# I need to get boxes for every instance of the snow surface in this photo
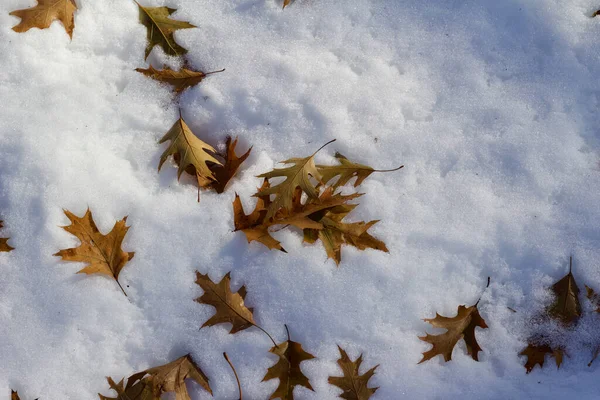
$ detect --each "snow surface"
[2,0,600,398]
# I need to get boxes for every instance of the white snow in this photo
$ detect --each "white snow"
[2,0,600,398]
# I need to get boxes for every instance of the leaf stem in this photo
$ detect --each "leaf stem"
[311,139,336,157]
[224,352,242,400]
[116,279,128,297]
[569,255,573,274]
[475,277,490,307]
[255,323,278,347]
[205,68,226,76]
[373,165,405,173]
[285,324,291,341]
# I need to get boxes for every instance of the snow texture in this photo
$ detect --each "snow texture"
[1,0,600,398]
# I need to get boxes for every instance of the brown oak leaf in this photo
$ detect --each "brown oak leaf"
[419,303,488,363]
[263,328,315,400]
[254,141,335,220]
[194,271,276,347]
[548,257,581,326]
[317,152,403,189]
[136,65,224,93]
[99,354,211,400]
[10,0,77,38]
[234,182,361,252]
[158,115,222,185]
[328,346,379,400]
[204,136,252,194]
[519,343,564,374]
[54,209,135,296]
[0,220,14,252]
[136,1,195,59]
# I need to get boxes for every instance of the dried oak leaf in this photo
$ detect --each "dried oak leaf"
[135,65,224,93]
[303,202,387,265]
[100,354,211,400]
[234,183,361,252]
[195,271,257,334]
[204,136,252,194]
[98,376,154,400]
[136,1,195,59]
[158,116,222,184]
[254,142,330,220]
[54,209,134,296]
[519,343,563,374]
[317,152,403,189]
[328,346,379,400]
[0,220,14,252]
[10,0,77,38]
[548,261,581,326]
[263,333,316,400]
[419,304,488,363]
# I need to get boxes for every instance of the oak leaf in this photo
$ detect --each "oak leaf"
[303,207,387,265]
[519,343,563,374]
[195,270,277,347]
[548,258,581,326]
[53,209,134,296]
[98,377,154,400]
[328,346,379,400]
[100,354,211,400]
[234,183,361,252]
[317,153,403,189]
[158,116,222,184]
[0,220,14,252]
[419,304,488,363]
[11,391,38,400]
[263,328,315,400]
[136,1,195,59]
[135,65,224,93]
[283,0,292,9]
[255,141,335,220]
[204,137,252,194]
[10,0,77,38]
[194,271,256,333]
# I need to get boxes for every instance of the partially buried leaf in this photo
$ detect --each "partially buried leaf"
[11,391,38,400]
[255,141,335,220]
[263,330,315,400]
[10,0,77,38]
[98,376,154,400]
[54,209,134,296]
[136,1,195,59]
[419,304,488,363]
[283,0,292,9]
[548,258,581,326]
[205,136,252,193]
[99,354,211,400]
[328,346,379,400]
[586,285,600,313]
[519,343,563,374]
[158,116,222,184]
[135,65,225,93]
[194,271,256,333]
[0,220,14,252]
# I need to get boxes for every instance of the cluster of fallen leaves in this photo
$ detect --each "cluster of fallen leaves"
[519,257,600,373]
[234,140,403,264]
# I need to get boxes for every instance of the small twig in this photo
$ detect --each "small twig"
[223,352,242,400]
